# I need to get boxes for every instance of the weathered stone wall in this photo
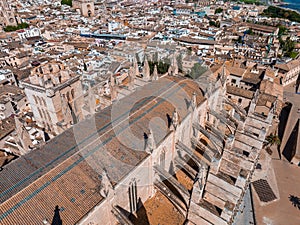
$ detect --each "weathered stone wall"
[78,94,209,225]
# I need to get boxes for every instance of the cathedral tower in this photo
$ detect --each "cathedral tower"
[21,62,84,135]
[0,0,17,27]
[73,0,95,17]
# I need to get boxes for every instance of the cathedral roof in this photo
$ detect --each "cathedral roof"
[0,76,204,225]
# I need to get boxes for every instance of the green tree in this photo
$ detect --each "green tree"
[209,20,220,28]
[4,23,29,32]
[248,28,254,35]
[135,53,141,64]
[158,58,170,74]
[262,6,300,23]
[176,53,183,73]
[148,61,155,75]
[61,0,72,7]
[187,63,207,80]
[153,52,158,63]
[278,25,287,36]
[187,47,192,55]
[148,59,170,75]
[237,36,243,44]
[215,8,223,14]
[265,133,281,147]
[281,37,296,57]
[209,20,219,27]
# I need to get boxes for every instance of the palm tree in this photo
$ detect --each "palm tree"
[265,133,281,147]
[264,133,281,157]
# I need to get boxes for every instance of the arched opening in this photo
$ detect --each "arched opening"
[38,108,42,118]
[33,96,38,104]
[47,111,52,122]
[42,98,46,106]
[71,89,75,99]
[66,92,71,102]
[160,148,166,169]
[128,179,137,213]
[49,64,53,73]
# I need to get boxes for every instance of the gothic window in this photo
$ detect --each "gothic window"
[67,92,71,102]
[38,108,42,118]
[46,123,50,131]
[48,64,53,73]
[33,96,38,104]
[47,112,52,123]
[42,98,46,106]
[160,148,166,169]
[71,89,75,99]
[128,179,137,213]
[42,109,47,120]
[36,96,41,106]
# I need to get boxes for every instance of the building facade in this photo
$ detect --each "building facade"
[73,0,95,17]
[0,72,275,225]
[0,0,17,27]
[21,62,84,135]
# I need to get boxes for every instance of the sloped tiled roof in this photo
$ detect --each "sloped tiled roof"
[226,85,254,99]
[0,76,204,225]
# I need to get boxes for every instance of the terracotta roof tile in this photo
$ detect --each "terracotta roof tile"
[0,76,204,224]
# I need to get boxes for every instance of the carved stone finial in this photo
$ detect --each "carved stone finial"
[133,57,139,77]
[196,163,207,201]
[253,89,259,102]
[172,108,179,130]
[191,92,197,110]
[152,64,158,81]
[171,53,178,76]
[88,85,96,113]
[128,66,135,90]
[60,94,72,124]
[272,96,278,114]
[225,134,235,150]
[109,72,118,101]
[220,63,226,84]
[109,72,115,87]
[14,116,32,155]
[143,57,150,81]
[206,82,213,97]
[99,170,113,198]
[145,129,156,153]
